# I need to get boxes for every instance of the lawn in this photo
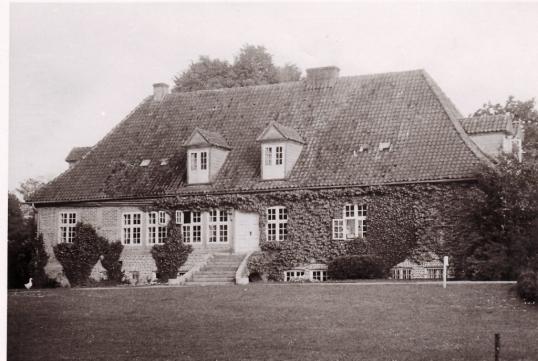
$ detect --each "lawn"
[8,283,538,361]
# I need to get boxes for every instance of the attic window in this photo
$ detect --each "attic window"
[379,142,391,151]
[140,159,151,167]
[160,158,169,166]
[359,144,369,152]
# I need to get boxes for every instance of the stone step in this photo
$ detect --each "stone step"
[191,277,236,282]
[186,281,235,286]
[202,266,238,271]
[197,271,237,276]
[194,274,236,279]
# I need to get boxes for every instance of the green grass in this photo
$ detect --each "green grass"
[8,284,538,361]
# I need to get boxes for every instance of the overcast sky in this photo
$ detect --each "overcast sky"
[9,2,538,191]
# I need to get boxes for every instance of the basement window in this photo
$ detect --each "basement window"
[392,268,412,280]
[284,270,305,282]
[427,268,443,280]
[312,270,328,282]
[140,159,151,167]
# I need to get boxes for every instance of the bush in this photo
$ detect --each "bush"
[247,251,273,282]
[328,255,386,280]
[53,223,110,286]
[100,241,124,282]
[517,270,538,302]
[151,224,192,282]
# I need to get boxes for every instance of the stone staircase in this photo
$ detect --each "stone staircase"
[186,253,244,285]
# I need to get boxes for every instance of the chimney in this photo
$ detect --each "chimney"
[305,66,340,88]
[153,83,169,101]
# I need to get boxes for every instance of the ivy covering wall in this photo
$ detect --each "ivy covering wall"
[153,182,480,280]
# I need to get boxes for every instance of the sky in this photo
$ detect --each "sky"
[8,1,538,192]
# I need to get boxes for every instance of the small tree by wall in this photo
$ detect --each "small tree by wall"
[53,223,123,286]
[151,223,192,282]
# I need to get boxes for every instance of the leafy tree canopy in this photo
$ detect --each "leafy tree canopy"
[473,96,538,162]
[17,178,46,201]
[463,156,538,279]
[8,193,28,242]
[173,44,301,93]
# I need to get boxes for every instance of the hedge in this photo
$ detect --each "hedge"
[328,255,386,280]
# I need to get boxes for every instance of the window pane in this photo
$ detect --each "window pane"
[191,152,197,170]
[219,224,228,242]
[276,146,283,165]
[200,152,207,170]
[192,212,201,223]
[345,219,356,238]
[279,207,288,220]
[265,147,272,166]
[219,210,228,222]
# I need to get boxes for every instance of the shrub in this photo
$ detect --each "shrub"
[53,223,110,286]
[100,241,124,282]
[328,255,386,280]
[151,224,192,282]
[247,251,273,282]
[517,270,537,302]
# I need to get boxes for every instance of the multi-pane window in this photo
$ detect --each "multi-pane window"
[312,270,328,282]
[59,212,77,243]
[122,213,142,245]
[208,209,229,243]
[182,211,202,243]
[190,151,208,171]
[190,152,198,171]
[332,204,367,240]
[275,146,283,165]
[427,268,443,280]
[200,152,208,170]
[284,270,305,282]
[267,206,288,241]
[264,145,285,166]
[332,219,344,240]
[264,146,273,166]
[148,211,168,244]
[392,268,412,280]
[175,210,183,224]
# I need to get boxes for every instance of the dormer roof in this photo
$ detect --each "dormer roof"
[256,121,305,144]
[183,128,231,149]
[459,114,514,135]
[65,146,92,163]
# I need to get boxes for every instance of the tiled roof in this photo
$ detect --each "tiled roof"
[29,69,490,203]
[459,114,514,135]
[65,146,92,162]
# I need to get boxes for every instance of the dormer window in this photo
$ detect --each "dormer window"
[183,128,231,185]
[256,122,305,181]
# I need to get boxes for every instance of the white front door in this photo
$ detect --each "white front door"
[233,211,260,254]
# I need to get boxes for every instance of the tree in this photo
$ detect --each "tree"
[17,177,46,201]
[173,44,301,92]
[473,96,538,162]
[463,156,538,280]
[8,193,30,242]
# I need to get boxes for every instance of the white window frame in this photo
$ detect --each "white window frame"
[208,209,229,243]
[275,145,283,165]
[182,211,202,243]
[200,151,208,170]
[263,144,285,167]
[59,211,77,243]
[343,204,367,239]
[267,206,288,241]
[147,211,168,245]
[284,270,305,282]
[332,219,345,240]
[264,146,273,166]
[311,270,328,282]
[175,210,184,224]
[427,268,443,280]
[392,268,412,280]
[122,212,142,245]
[190,152,198,171]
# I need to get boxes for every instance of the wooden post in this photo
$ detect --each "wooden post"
[495,333,500,361]
[443,256,448,288]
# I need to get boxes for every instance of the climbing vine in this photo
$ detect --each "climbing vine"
[149,182,480,281]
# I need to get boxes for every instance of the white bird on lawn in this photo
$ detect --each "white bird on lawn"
[24,278,33,290]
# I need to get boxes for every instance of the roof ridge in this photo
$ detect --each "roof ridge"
[419,70,494,168]
[164,69,425,98]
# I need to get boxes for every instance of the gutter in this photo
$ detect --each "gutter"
[28,177,478,206]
